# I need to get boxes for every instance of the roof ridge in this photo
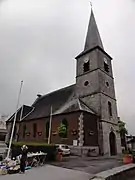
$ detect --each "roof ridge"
[53,98,78,115]
[7,105,33,122]
[77,98,82,110]
[79,98,96,114]
[21,107,35,121]
[33,84,75,105]
[7,106,23,122]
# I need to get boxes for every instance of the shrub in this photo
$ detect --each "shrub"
[58,123,67,138]
[10,142,57,161]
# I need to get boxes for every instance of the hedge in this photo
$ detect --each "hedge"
[10,142,57,161]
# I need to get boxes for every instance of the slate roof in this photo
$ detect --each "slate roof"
[76,9,108,59]
[7,85,96,122]
[53,98,95,115]
[84,9,104,51]
[23,84,76,120]
[23,85,96,120]
[6,105,34,123]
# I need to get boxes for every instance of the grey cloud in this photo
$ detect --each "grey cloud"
[0,0,135,134]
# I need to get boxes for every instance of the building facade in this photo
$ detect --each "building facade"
[6,8,121,156]
[0,115,7,156]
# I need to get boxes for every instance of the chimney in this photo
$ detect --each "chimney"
[37,94,42,98]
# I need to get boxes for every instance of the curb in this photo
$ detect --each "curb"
[91,164,135,180]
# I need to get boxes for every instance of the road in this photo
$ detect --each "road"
[0,165,93,180]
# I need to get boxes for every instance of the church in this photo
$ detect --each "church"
[6,8,121,156]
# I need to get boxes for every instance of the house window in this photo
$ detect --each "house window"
[33,123,37,138]
[104,58,109,72]
[23,125,26,138]
[13,126,17,139]
[108,101,112,116]
[46,121,50,138]
[83,61,90,73]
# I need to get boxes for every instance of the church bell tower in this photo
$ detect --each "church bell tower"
[75,8,121,155]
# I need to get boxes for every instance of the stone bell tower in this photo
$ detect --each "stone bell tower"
[75,8,121,155]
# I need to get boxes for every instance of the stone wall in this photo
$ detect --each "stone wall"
[102,122,121,156]
[69,146,99,157]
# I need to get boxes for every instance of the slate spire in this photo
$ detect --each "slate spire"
[84,8,104,51]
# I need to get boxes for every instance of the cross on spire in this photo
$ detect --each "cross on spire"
[90,1,92,8]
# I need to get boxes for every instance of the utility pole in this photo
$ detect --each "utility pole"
[48,106,52,144]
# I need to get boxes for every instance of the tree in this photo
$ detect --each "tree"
[118,120,128,137]
[62,119,68,137]
[58,123,67,138]
[118,119,128,150]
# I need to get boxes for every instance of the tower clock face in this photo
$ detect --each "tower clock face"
[84,57,89,63]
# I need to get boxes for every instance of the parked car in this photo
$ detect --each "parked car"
[56,144,70,156]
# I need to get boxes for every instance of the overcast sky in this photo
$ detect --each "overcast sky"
[0,0,135,134]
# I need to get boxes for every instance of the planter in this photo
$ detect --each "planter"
[123,154,133,164]
[56,152,63,162]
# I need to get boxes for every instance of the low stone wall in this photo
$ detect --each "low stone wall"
[92,164,135,180]
[68,146,99,157]
[0,141,7,154]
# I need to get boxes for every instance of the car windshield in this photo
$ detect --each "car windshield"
[62,145,69,149]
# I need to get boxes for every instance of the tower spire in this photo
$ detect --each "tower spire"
[84,8,104,51]
[90,1,92,8]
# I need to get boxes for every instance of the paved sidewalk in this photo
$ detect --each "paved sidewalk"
[92,164,135,180]
[0,156,124,180]
[50,156,123,174]
[0,165,93,180]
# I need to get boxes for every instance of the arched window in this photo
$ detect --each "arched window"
[46,121,50,138]
[108,101,112,116]
[33,123,37,138]
[62,118,68,138]
[104,58,109,72]
[23,125,26,138]
[83,61,90,73]
[62,118,68,127]
[13,126,17,138]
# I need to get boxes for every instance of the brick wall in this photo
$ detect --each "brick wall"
[18,112,98,146]
[51,112,79,145]
[18,112,80,145]
[18,118,49,142]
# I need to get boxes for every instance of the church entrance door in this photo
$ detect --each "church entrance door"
[109,131,117,156]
